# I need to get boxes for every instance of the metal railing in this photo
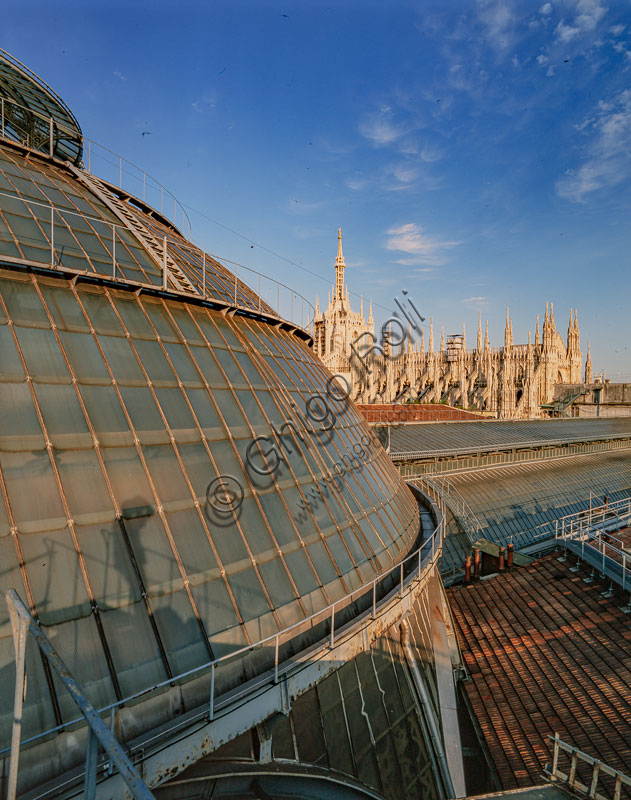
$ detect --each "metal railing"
[5,589,154,800]
[83,138,192,239]
[0,92,190,238]
[0,93,79,160]
[3,497,445,789]
[545,734,631,800]
[412,475,482,545]
[0,189,314,335]
[524,495,631,548]
[554,497,631,595]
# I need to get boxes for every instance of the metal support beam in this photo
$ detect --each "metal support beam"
[5,589,155,800]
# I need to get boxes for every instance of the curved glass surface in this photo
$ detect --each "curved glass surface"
[0,49,82,164]
[0,263,419,743]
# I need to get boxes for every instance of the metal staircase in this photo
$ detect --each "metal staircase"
[543,387,588,417]
[67,163,199,295]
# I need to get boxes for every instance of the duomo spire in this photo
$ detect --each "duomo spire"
[314,231,583,417]
[313,229,374,366]
[334,227,345,301]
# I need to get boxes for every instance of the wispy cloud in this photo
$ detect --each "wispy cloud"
[113,70,127,82]
[476,0,517,52]
[557,88,631,201]
[555,0,607,43]
[359,106,407,146]
[191,90,217,113]
[385,223,460,266]
[463,296,489,306]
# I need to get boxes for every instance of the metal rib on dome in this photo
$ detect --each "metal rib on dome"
[0,49,82,164]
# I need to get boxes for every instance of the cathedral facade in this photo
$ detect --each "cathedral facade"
[314,231,590,419]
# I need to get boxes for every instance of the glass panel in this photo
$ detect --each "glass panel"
[226,566,272,623]
[15,326,70,382]
[186,345,227,387]
[75,521,140,607]
[19,526,91,622]
[98,335,145,384]
[143,445,190,503]
[0,381,42,440]
[0,324,25,380]
[34,383,90,441]
[0,450,65,528]
[54,449,113,518]
[40,282,90,332]
[58,330,110,382]
[133,339,176,384]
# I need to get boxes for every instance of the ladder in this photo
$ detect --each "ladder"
[67,163,199,295]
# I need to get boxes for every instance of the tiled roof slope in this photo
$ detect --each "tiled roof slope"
[447,555,631,790]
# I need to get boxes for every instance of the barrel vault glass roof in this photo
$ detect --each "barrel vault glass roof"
[390,417,631,456]
[438,451,631,576]
[0,49,82,164]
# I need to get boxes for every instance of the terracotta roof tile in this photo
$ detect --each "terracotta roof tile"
[447,555,631,790]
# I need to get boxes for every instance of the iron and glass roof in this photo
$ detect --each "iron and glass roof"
[0,155,421,753]
[0,49,82,164]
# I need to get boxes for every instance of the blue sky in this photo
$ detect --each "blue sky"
[4,0,630,377]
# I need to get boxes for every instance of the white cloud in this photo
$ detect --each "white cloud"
[463,296,489,306]
[555,0,607,43]
[359,107,406,146]
[610,23,625,35]
[191,90,217,113]
[477,0,516,51]
[346,176,368,192]
[540,3,553,14]
[113,70,127,81]
[546,65,556,76]
[385,223,460,266]
[420,145,443,162]
[557,89,631,201]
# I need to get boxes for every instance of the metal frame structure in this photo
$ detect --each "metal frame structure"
[554,498,631,599]
[6,589,154,800]
[0,186,314,338]
[391,431,631,462]
[545,734,631,800]
[5,498,446,797]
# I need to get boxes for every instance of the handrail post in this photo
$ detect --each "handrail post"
[84,729,99,800]
[162,236,168,290]
[372,580,376,619]
[209,662,215,721]
[49,117,54,158]
[7,601,28,800]
[400,562,404,596]
[330,604,335,648]
[202,251,206,298]
[274,634,279,683]
[50,206,54,267]
[112,226,116,278]
[1,97,4,138]
[551,732,560,779]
